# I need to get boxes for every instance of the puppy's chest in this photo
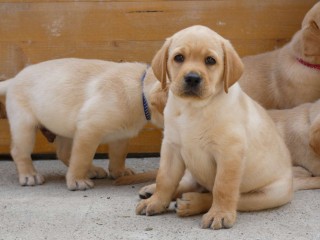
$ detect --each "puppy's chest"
[180,122,217,189]
[168,113,216,170]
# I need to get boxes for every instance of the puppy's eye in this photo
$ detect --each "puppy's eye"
[174,54,185,63]
[205,56,216,65]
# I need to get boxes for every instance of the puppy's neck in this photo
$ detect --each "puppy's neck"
[167,84,241,117]
[170,86,232,107]
[297,58,320,70]
[288,31,320,67]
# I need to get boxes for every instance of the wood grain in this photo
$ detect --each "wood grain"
[0,0,317,80]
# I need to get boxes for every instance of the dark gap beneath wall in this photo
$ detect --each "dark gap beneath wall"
[0,152,160,161]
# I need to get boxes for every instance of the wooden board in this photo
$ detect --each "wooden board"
[0,0,318,155]
[0,0,317,80]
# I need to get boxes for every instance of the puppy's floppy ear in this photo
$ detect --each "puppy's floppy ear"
[222,41,244,93]
[302,20,320,57]
[151,38,171,90]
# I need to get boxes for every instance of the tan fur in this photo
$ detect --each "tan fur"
[268,100,320,178]
[114,2,320,188]
[239,2,320,109]
[114,170,158,185]
[130,99,320,200]
[0,59,167,190]
[135,25,299,230]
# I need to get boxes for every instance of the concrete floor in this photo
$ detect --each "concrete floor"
[0,158,319,240]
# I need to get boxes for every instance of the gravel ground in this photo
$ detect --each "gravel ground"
[0,158,319,240]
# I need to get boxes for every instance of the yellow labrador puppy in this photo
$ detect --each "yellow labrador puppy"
[239,2,320,109]
[132,99,320,209]
[136,25,295,230]
[0,59,167,190]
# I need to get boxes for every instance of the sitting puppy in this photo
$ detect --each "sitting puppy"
[0,59,167,190]
[136,25,297,230]
[115,2,320,187]
[239,2,320,109]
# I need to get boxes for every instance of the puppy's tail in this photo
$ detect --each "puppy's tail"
[0,79,11,96]
[293,166,320,191]
[293,177,320,191]
[114,170,158,185]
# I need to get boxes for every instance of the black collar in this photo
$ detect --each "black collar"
[141,67,151,121]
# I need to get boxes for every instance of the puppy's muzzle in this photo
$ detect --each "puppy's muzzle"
[185,72,202,88]
[183,72,202,96]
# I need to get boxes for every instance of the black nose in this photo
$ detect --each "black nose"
[184,72,202,87]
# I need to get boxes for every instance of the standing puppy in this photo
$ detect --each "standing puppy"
[0,59,166,190]
[239,2,320,109]
[136,25,294,230]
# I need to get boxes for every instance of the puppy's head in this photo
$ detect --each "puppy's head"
[151,25,243,99]
[293,2,320,63]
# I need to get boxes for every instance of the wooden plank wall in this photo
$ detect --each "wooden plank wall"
[0,0,318,155]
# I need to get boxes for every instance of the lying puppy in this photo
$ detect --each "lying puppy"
[269,99,320,177]
[239,2,320,109]
[0,59,167,190]
[136,25,298,230]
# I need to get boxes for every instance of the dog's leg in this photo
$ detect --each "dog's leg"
[55,136,107,179]
[309,114,320,157]
[139,170,204,199]
[200,148,244,230]
[139,183,156,199]
[108,139,133,179]
[237,174,293,211]
[176,174,294,217]
[176,192,212,217]
[55,136,72,166]
[295,118,320,175]
[8,110,44,186]
[293,166,320,190]
[308,115,320,174]
[136,143,185,216]
[66,129,102,191]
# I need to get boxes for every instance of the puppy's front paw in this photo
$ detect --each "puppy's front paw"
[66,176,94,191]
[201,209,236,230]
[139,183,156,199]
[109,168,135,179]
[87,165,108,179]
[19,173,45,186]
[136,196,167,216]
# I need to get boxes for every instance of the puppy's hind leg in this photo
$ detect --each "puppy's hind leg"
[55,136,72,166]
[55,136,107,179]
[108,139,134,179]
[139,170,205,199]
[175,175,294,217]
[66,128,103,191]
[293,167,320,190]
[237,174,293,211]
[7,106,44,186]
[176,192,212,217]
